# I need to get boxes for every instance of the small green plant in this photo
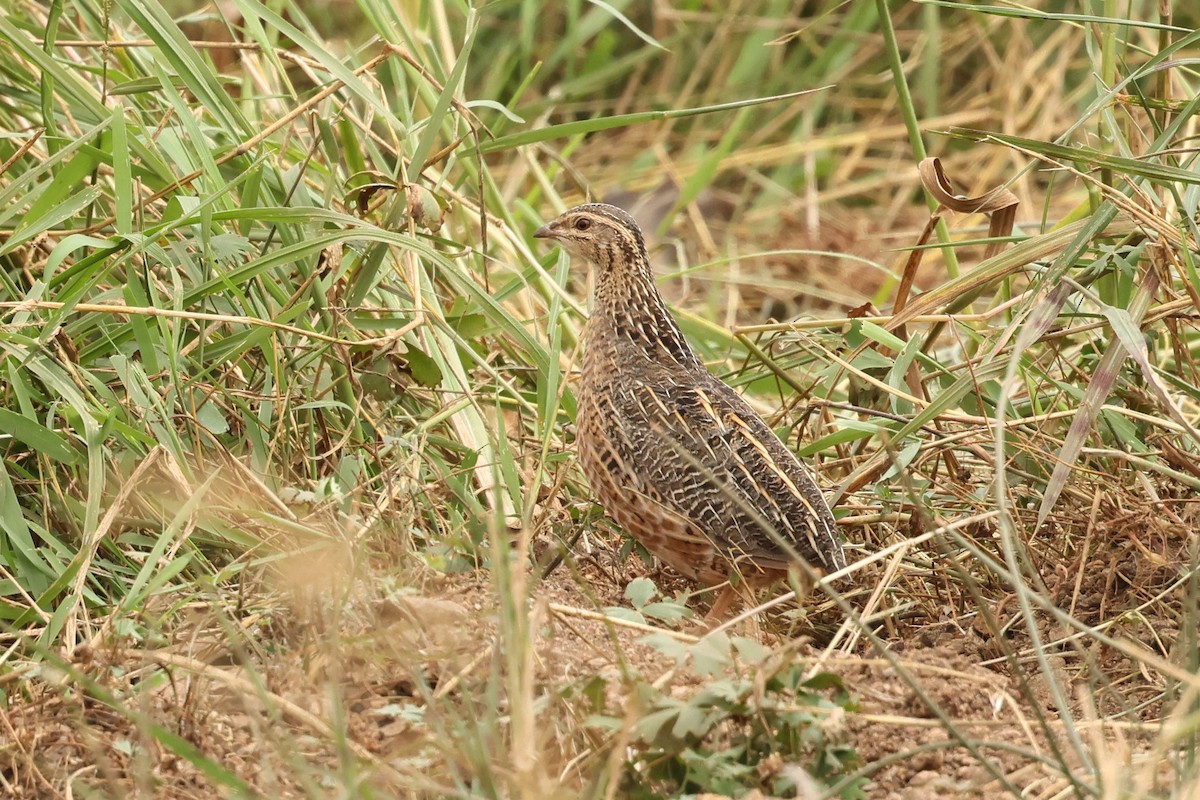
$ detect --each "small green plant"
[599,631,863,799]
[604,576,694,626]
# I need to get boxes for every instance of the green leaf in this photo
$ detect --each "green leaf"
[799,422,880,456]
[640,632,690,663]
[691,631,732,676]
[633,705,684,745]
[641,601,691,623]
[0,408,79,464]
[853,320,909,353]
[471,89,827,155]
[409,9,479,173]
[587,0,667,51]
[951,127,1200,187]
[463,99,524,123]
[403,344,444,388]
[881,438,921,481]
[208,232,254,263]
[0,461,57,595]
[196,403,229,436]
[448,313,489,339]
[2,187,102,259]
[670,703,711,740]
[731,636,770,665]
[624,576,658,609]
[601,606,646,626]
[803,671,846,691]
[582,714,623,731]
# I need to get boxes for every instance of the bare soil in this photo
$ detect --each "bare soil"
[4,485,1193,798]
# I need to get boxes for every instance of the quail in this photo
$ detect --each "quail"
[535,203,845,615]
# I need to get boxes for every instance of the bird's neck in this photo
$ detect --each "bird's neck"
[586,247,701,373]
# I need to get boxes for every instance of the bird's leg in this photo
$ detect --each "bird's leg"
[705,583,740,622]
[703,582,766,639]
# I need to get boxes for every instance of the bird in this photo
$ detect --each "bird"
[534,203,846,616]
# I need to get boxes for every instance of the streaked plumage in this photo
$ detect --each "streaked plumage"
[534,203,845,602]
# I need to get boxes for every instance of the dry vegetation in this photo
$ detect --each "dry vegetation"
[2,1,1200,798]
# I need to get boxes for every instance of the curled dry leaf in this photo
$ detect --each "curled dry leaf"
[918,157,1019,262]
[405,183,446,231]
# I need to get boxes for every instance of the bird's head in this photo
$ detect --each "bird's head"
[533,203,647,267]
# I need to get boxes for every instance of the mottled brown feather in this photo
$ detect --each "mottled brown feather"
[535,203,845,588]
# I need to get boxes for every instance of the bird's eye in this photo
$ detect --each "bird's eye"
[574,218,591,231]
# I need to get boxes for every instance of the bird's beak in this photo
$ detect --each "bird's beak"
[533,223,556,240]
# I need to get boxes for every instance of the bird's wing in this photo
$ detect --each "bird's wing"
[608,376,844,573]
